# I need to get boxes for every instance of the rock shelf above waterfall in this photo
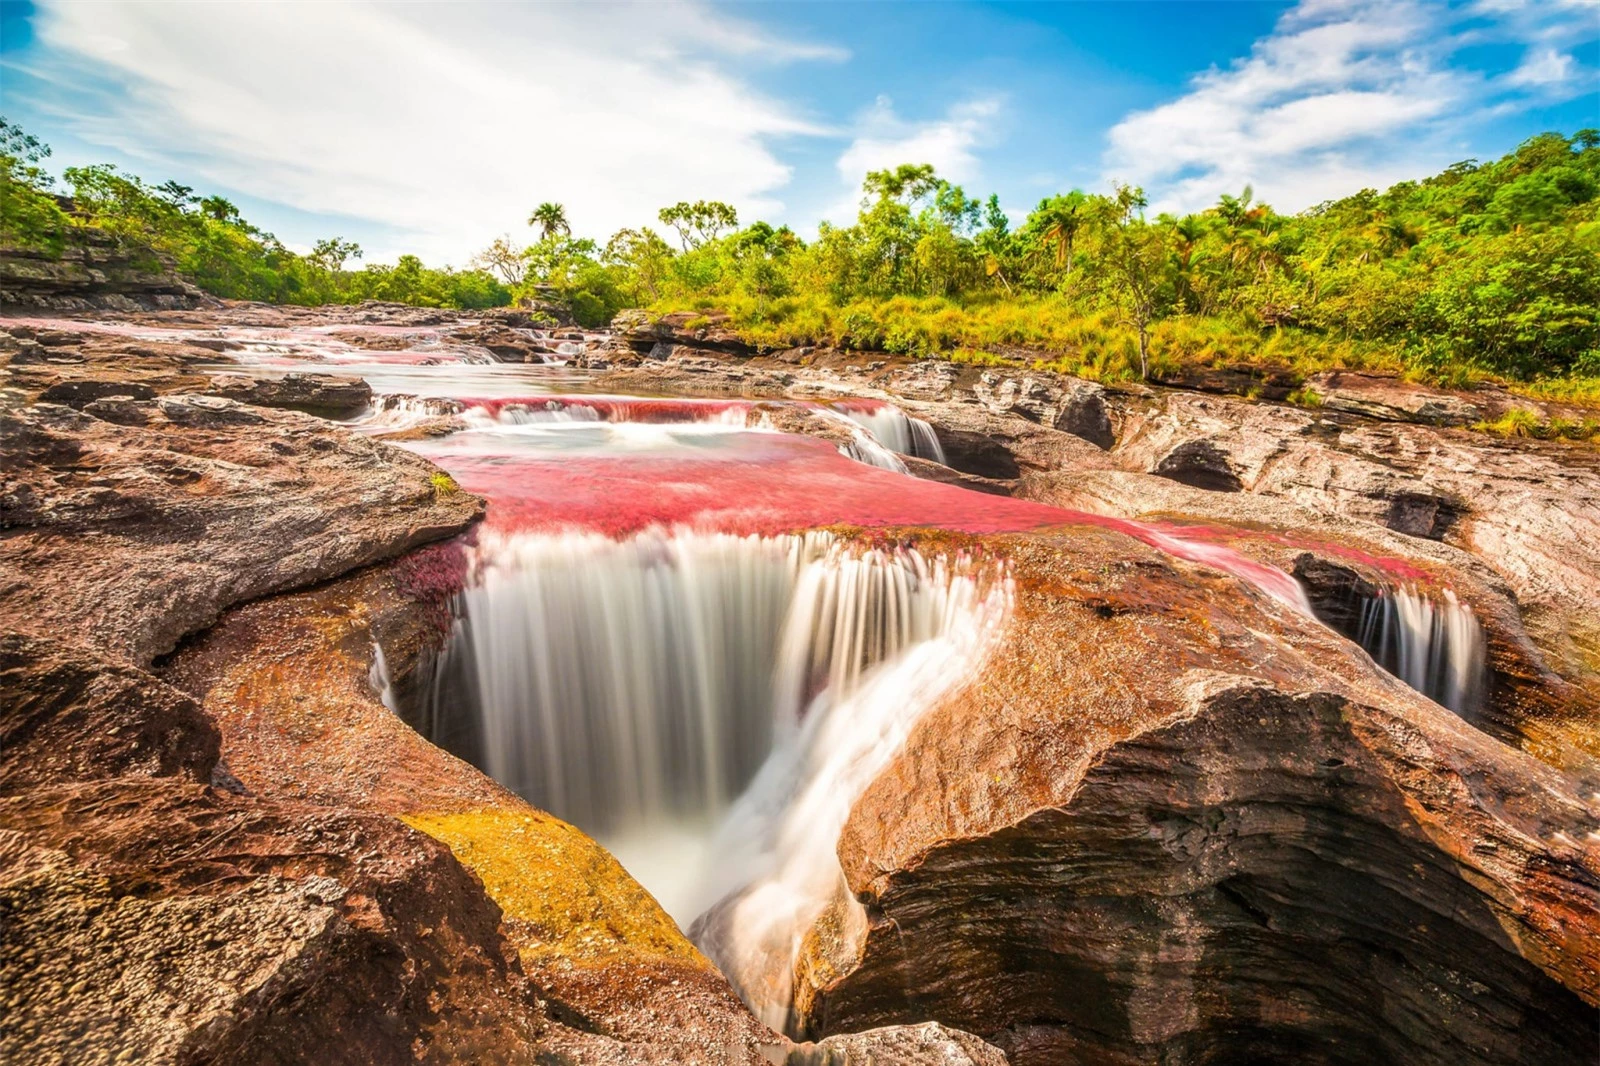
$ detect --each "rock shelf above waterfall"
[3,304,1597,1066]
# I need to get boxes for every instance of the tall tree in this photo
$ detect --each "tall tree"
[471,235,526,285]
[1029,191,1088,274]
[311,237,363,273]
[529,202,570,241]
[1093,185,1170,381]
[658,200,739,250]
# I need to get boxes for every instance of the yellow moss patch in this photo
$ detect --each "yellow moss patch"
[401,808,709,972]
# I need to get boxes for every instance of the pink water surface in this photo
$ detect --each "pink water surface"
[417,427,1311,610]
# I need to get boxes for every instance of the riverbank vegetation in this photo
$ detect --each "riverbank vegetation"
[574,131,1597,398]
[0,119,510,308]
[4,117,1596,397]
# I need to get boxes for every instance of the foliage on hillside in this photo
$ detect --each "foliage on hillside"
[501,133,1600,394]
[0,119,509,309]
[7,115,1598,394]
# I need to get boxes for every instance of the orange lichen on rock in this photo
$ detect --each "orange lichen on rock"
[401,808,705,971]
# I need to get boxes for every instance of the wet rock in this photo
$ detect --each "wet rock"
[205,371,372,416]
[782,534,1600,1066]
[0,397,483,665]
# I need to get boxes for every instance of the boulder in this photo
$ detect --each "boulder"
[205,371,372,416]
[778,532,1599,1066]
[0,397,483,666]
[0,635,550,1066]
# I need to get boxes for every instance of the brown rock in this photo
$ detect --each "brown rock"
[785,533,1600,1066]
[0,398,482,665]
[205,371,372,416]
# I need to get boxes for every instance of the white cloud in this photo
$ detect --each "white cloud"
[21,1,842,263]
[1505,47,1576,86]
[1103,0,1599,216]
[823,95,1003,223]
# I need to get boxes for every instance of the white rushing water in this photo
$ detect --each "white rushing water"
[1355,586,1487,714]
[837,404,946,464]
[433,528,1010,960]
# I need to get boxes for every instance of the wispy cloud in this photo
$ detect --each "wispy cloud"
[16,0,842,262]
[1103,0,1598,215]
[824,95,1004,222]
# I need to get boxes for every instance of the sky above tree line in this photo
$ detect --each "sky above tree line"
[1,0,1594,265]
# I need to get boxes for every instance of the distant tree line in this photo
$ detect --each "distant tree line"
[0,119,510,309]
[5,116,1597,388]
[490,131,1599,387]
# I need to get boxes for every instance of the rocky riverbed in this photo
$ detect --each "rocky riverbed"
[2,302,1596,1065]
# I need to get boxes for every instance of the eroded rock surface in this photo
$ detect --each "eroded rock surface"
[0,397,481,665]
[788,534,1600,1066]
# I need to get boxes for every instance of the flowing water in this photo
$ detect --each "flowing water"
[1353,585,1488,715]
[25,313,1491,1029]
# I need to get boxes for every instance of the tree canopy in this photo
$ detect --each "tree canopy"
[4,117,1597,388]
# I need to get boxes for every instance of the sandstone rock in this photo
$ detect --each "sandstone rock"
[38,379,157,405]
[0,398,483,665]
[0,634,549,1066]
[784,533,1600,1066]
[157,393,266,425]
[204,371,372,415]
[0,634,218,790]
[785,1022,1006,1065]
[611,308,756,356]
[1309,371,1484,426]
[1113,392,1600,703]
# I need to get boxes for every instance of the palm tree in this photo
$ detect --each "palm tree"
[529,202,570,242]
[1171,214,1209,314]
[1034,190,1087,271]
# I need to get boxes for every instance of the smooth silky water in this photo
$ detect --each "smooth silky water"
[153,322,1495,1031]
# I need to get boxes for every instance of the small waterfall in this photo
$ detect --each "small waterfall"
[813,407,910,472]
[1354,586,1487,715]
[438,529,999,827]
[464,396,755,426]
[836,402,946,464]
[472,399,604,426]
[368,642,400,713]
[359,393,463,428]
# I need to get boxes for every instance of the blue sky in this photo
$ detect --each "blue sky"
[2,0,1595,264]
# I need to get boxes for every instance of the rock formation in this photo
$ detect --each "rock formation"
[0,233,215,312]
[786,533,1599,1065]
[0,311,1007,1065]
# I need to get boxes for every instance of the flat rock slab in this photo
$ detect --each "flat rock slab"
[0,397,482,666]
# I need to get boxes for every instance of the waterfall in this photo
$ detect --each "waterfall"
[359,393,463,428]
[693,558,1011,1034]
[431,530,1007,937]
[368,642,399,713]
[836,402,946,464]
[1354,586,1487,715]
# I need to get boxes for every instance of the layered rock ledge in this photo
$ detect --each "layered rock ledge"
[0,313,1004,1065]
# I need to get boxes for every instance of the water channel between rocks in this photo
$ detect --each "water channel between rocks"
[45,316,1493,1028]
